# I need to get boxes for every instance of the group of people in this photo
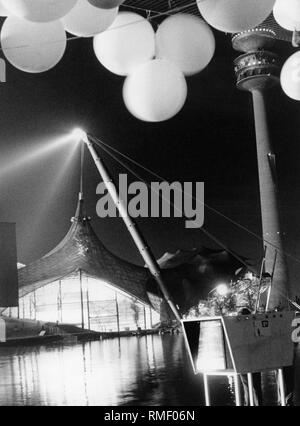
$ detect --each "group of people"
[227,273,295,406]
[185,270,297,405]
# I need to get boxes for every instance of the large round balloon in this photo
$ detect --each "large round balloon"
[281,51,300,101]
[156,14,215,76]
[197,0,275,33]
[1,17,67,73]
[88,0,125,9]
[94,12,155,76]
[0,0,10,16]
[123,59,187,122]
[273,0,300,31]
[62,0,117,37]
[1,0,77,22]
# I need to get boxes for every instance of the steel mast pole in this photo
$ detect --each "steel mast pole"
[83,134,181,322]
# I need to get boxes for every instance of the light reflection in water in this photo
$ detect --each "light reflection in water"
[0,335,207,406]
[1,336,295,406]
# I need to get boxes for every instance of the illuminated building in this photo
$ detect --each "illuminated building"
[7,194,160,332]
[2,189,245,331]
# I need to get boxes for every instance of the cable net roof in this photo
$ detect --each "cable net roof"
[123,0,292,42]
[18,196,245,315]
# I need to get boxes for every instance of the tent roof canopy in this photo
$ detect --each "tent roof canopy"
[18,195,245,314]
[18,195,153,305]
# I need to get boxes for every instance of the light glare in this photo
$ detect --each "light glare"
[215,284,229,297]
[72,128,88,143]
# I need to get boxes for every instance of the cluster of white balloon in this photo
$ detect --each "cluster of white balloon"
[0,0,215,122]
[0,0,217,122]
[0,0,299,119]
[94,12,216,122]
[0,0,120,73]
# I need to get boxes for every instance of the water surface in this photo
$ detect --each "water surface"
[0,335,298,406]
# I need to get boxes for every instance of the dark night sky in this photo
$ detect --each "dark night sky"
[1,16,300,292]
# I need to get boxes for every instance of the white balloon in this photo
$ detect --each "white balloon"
[88,0,125,9]
[1,0,78,23]
[1,17,67,73]
[123,59,187,122]
[61,0,118,37]
[197,0,275,33]
[0,0,10,17]
[94,12,155,76]
[281,51,300,101]
[273,0,300,31]
[156,14,215,76]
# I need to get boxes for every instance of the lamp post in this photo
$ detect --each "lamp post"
[232,29,289,310]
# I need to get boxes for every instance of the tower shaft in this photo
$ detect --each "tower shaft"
[252,89,288,308]
[233,31,289,309]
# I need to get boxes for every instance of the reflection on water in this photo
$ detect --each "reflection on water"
[0,335,234,406]
[1,335,298,406]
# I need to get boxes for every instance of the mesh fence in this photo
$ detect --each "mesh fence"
[123,0,292,42]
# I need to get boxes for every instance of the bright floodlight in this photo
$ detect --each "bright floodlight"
[215,283,229,297]
[72,128,88,143]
